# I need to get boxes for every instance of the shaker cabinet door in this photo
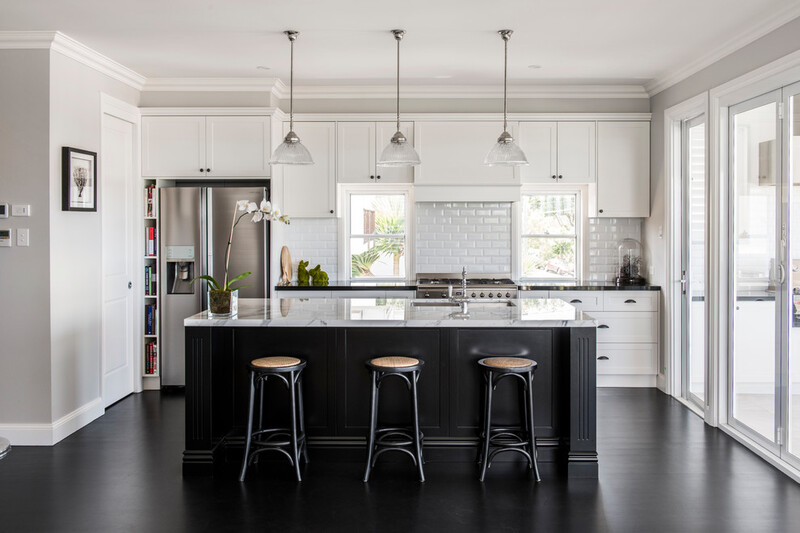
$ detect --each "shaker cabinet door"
[281,122,337,218]
[142,116,206,177]
[206,116,271,177]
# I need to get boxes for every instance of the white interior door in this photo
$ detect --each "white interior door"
[101,113,135,407]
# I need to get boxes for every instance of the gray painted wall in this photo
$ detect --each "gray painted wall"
[645,16,800,376]
[0,50,53,424]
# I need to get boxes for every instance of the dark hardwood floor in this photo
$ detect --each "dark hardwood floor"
[1,389,799,532]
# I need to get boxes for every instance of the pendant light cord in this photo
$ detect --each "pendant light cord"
[503,35,508,134]
[289,36,294,133]
[396,35,401,132]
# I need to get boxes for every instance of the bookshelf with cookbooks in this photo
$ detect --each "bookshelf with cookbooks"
[143,180,160,388]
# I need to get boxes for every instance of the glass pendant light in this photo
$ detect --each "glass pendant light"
[377,30,420,167]
[270,30,314,165]
[485,30,528,166]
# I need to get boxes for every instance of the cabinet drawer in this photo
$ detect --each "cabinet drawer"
[603,291,658,312]
[520,290,550,299]
[592,312,658,343]
[275,290,332,299]
[331,290,386,298]
[549,291,603,311]
[596,343,657,375]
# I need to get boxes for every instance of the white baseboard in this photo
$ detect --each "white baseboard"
[598,374,657,388]
[0,397,105,446]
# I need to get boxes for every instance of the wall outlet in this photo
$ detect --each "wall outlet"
[11,204,31,217]
[17,228,29,247]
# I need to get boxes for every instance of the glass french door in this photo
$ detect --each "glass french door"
[681,115,707,411]
[729,82,800,467]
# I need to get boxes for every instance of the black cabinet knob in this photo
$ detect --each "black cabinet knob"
[329,210,334,214]
[558,175,563,180]
[370,175,374,180]
[199,168,205,172]
[376,175,381,180]
[599,209,604,213]
[551,175,557,180]
[206,168,211,172]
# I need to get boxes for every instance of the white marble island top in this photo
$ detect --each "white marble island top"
[184,297,597,328]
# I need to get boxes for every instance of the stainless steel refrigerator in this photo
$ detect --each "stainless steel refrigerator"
[159,184,268,386]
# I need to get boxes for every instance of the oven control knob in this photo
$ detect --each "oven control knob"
[424,292,430,298]
[480,292,485,298]
[488,293,494,298]
[471,292,476,298]
[505,292,511,298]
[441,292,447,298]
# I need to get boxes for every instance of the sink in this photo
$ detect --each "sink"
[411,301,460,307]
[411,300,516,308]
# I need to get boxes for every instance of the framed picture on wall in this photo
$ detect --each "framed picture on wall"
[62,147,97,212]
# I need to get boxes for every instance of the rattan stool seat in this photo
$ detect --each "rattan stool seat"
[369,356,419,369]
[251,356,302,369]
[481,357,535,370]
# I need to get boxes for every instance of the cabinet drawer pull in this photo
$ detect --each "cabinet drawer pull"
[376,175,381,180]
[624,299,637,304]
[569,299,582,304]
[370,175,375,180]
[551,175,557,180]
[597,356,610,360]
[206,168,211,173]
[598,324,609,329]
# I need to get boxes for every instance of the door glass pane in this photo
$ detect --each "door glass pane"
[687,120,706,403]
[789,92,800,458]
[731,100,777,442]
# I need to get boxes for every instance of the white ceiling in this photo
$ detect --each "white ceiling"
[1,0,799,92]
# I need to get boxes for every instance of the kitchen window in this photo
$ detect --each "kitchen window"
[520,192,580,280]
[342,187,411,280]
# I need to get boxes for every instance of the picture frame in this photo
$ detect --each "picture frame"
[62,147,97,212]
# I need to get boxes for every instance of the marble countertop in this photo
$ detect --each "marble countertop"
[185,297,597,328]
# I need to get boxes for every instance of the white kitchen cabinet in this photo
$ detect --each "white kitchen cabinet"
[142,116,205,177]
[415,121,519,185]
[592,311,659,344]
[548,291,603,311]
[593,121,650,217]
[337,122,414,184]
[596,344,658,375]
[519,122,595,184]
[281,122,336,218]
[142,115,271,177]
[519,290,550,299]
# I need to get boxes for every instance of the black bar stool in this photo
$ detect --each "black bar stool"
[477,356,541,482]
[363,356,425,482]
[239,356,308,482]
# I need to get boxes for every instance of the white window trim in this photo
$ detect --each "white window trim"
[516,184,586,282]
[338,183,414,282]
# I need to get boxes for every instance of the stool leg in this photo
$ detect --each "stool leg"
[479,371,494,482]
[289,370,302,482]
[477,372,488,465]
[411,370,425,482]
[297,371,309,463]
[363,370,379,482]
[239,371,257,482]
[527,370,541,482]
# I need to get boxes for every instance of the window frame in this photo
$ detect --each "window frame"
[517,186,585,282]
[339,184,414,282]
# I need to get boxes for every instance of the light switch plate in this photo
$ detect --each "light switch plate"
[17,228,29,247]
[0,229,10,247]
[11,204,30,217]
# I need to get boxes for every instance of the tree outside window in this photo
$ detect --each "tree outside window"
[349,194,407,279]
[521,194,578,280]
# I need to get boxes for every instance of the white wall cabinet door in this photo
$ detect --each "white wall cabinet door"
[556,122,596,183]
[337,122,375,183]
[594,121,650,217]
[415,121,518,185]
[519,122,557,183]
[375,121,415,183]
[142,116,205,177]
[281,122,336,218]
[206,116,270,177]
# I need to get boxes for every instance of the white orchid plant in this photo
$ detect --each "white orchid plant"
[193,199,290,292]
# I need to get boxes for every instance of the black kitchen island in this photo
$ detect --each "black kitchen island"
[183,298,598,478]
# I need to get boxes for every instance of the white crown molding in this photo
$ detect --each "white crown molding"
[646,3,800,96]
[143,77,283,94]
[273,83,650,100]
[139,106,280,116]
[0,31,146,90]
[288,112,652,122]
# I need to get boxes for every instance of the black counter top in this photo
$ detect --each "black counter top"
[275,280,660,292]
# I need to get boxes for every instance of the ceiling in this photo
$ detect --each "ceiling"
[1,0,799,92]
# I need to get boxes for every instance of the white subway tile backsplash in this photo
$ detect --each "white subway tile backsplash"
[279,218,338,280]
[416,202,512,274]
[587,217,642,282]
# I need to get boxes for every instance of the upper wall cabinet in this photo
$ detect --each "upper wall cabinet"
[518,121,596,184]
[414,121,519,185]
[142,115,271,177]
[337,121,415,184]
[281,122,337,218]
[593,121,650,218]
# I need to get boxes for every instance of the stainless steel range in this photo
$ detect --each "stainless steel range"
[416,272,518,300]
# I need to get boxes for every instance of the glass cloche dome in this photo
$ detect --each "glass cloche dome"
[616,238,646,285]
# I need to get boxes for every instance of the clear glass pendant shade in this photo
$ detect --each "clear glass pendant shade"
[378,134,420,167]
[484,137,529,166]
[269,134,314,165]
